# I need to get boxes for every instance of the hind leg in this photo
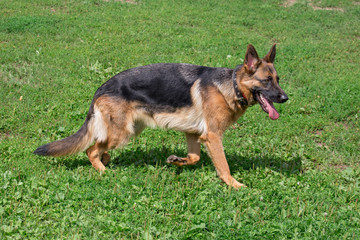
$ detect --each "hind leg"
[86,128,132,172]
[86,121,133,171]
[88,126,133,171]
[167,133,201,166]
[99,122,136,169]
[86,141,108,172]
[88,96,136,171]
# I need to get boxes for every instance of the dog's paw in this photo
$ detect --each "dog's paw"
[167,155,187,166]
[222,176,247,189]
[233,181,247,189]
[230,178,247,189]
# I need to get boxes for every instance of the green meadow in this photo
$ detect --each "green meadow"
[1,0,359,238]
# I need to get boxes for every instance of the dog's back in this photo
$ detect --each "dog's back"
[94,63,232,111]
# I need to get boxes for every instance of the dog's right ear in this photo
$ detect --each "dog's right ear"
[263,44,276,63]
[244,44,261,74]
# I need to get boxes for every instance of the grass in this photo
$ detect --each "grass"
[1,0,360,238]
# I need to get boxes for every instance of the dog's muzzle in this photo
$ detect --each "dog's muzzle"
[254,91,288,120]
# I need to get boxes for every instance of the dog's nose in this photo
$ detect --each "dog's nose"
[279,93,288,103]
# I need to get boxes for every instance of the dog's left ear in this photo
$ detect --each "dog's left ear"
[263,44,276,63]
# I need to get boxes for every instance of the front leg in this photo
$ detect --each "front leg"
[202,132,246,189]
[167,133,200,166]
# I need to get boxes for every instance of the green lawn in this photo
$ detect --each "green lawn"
[1,0,359,239]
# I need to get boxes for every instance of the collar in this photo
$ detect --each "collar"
[232,65,248,106]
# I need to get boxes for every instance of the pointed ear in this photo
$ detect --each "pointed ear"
[263,44,276,63]
[244,44,261,73]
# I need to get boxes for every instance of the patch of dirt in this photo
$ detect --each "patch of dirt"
[103,0,137,3]
[354,1,360,5]
[331,164,349,171]
[309,3,344,12]
[283,0,345,12]
[283,0,297,7]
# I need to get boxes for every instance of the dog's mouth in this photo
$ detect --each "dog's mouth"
[254,92,279,120]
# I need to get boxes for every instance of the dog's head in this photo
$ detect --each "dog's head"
[239,44,288,120]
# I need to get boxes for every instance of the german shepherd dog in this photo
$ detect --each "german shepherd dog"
[34,44,288,188]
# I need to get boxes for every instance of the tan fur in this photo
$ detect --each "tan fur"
[202,132,245,188]
[202,85,244,134]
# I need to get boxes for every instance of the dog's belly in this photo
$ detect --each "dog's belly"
[134,107,207,134]
[154,107,206,133]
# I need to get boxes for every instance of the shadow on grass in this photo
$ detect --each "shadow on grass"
[226,154,302,175]
[56,146,301,176]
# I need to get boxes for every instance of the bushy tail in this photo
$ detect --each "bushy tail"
[34,118,94,157]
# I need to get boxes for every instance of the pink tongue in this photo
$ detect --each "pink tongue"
[263,98,279,120]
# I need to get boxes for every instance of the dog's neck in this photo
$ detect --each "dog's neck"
[232,65,248,106]
[211,68,249,114]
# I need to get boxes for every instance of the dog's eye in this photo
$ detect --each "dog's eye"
[266,76,273,81]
